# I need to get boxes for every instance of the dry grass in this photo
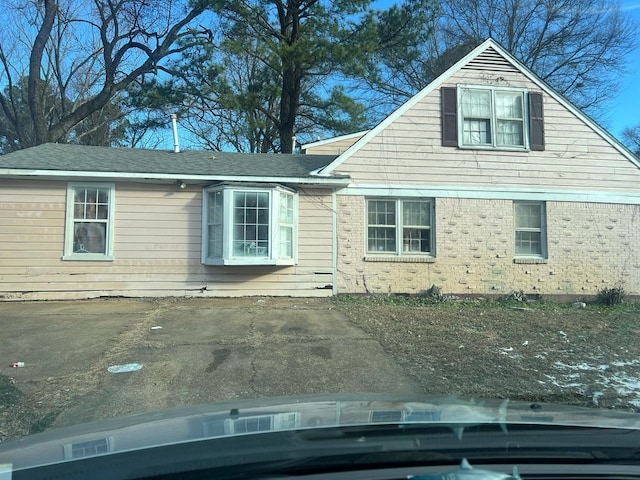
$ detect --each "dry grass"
[337,296,640,410]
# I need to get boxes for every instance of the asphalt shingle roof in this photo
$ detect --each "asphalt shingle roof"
[0,143,341,179]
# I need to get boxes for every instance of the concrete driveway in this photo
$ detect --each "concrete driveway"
[1,297,422,429]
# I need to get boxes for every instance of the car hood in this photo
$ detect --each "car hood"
[1,393,639,470]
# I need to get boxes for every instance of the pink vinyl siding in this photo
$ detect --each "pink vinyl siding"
[334,50,640,193]
[0,181,334,299]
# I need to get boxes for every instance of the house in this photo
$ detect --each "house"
[1,39,639,300]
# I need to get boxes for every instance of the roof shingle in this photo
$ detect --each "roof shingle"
[0,143,341,179]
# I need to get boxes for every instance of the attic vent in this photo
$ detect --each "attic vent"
[63,437,113,459]
[462,47,519,73]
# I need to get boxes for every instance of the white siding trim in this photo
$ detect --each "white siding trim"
[338,184,640,205]
[318,39,640,175]
[0,169,350,186]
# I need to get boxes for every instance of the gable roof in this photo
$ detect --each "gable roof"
[0,143,348,185]
[318,38,640,174]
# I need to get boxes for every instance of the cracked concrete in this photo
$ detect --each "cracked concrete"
[1,297,422,430]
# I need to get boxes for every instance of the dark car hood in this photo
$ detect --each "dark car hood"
[1,393,639,470]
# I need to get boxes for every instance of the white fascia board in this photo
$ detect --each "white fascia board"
[338,183,640,205]
[301,130,370,150]
[0,169,351,186]
[320,38,640,174]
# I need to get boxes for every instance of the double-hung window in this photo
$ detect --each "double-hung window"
[202,185,297,265]
[63,183,115,261]
[514,201,546,258]
[459,86,526,148]
[367,199,433,256]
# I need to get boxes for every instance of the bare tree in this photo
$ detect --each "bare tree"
[622,126,640,157]
[0,0,209,152]
[438,0,637,114]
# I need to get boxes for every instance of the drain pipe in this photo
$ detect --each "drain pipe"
[171,114,180,153]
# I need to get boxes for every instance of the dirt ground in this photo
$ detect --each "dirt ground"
[1,296,639,444]
[338,296,640,409]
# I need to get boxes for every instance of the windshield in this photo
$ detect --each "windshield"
[1,0,640,478]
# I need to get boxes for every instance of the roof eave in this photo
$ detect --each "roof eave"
[0,169,351,187]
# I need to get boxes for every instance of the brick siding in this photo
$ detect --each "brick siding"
[336,196,640,296]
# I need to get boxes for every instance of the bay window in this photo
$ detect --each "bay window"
[202,185,297,265]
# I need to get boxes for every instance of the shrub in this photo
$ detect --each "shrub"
[501,290,528,303]
[422,284,444,303]
[595,286,626,306]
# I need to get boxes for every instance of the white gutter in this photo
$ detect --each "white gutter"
[0,168,351,186]
[331,190,338,296]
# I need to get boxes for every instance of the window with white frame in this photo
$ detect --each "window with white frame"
[366,199,433,256]
[202,185,297,265]
[459,86,526,148]
[514,201,546,257]
[64,184,115,261]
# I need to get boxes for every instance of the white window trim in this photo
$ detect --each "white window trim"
[457,84,529,151]
[365,198,435,257]
[514,201,547,259]
[63,183,115,261]
[201,185,298,266]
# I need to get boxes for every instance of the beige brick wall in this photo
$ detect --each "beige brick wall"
[336,196,640,296]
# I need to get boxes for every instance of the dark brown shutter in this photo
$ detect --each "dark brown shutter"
[441,87,458,147]
[529,92,544,151]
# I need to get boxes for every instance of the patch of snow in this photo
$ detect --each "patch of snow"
[550,359,640,407]
[612,360,640,367]
[554,361,609,372]
[592,391,604,405]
